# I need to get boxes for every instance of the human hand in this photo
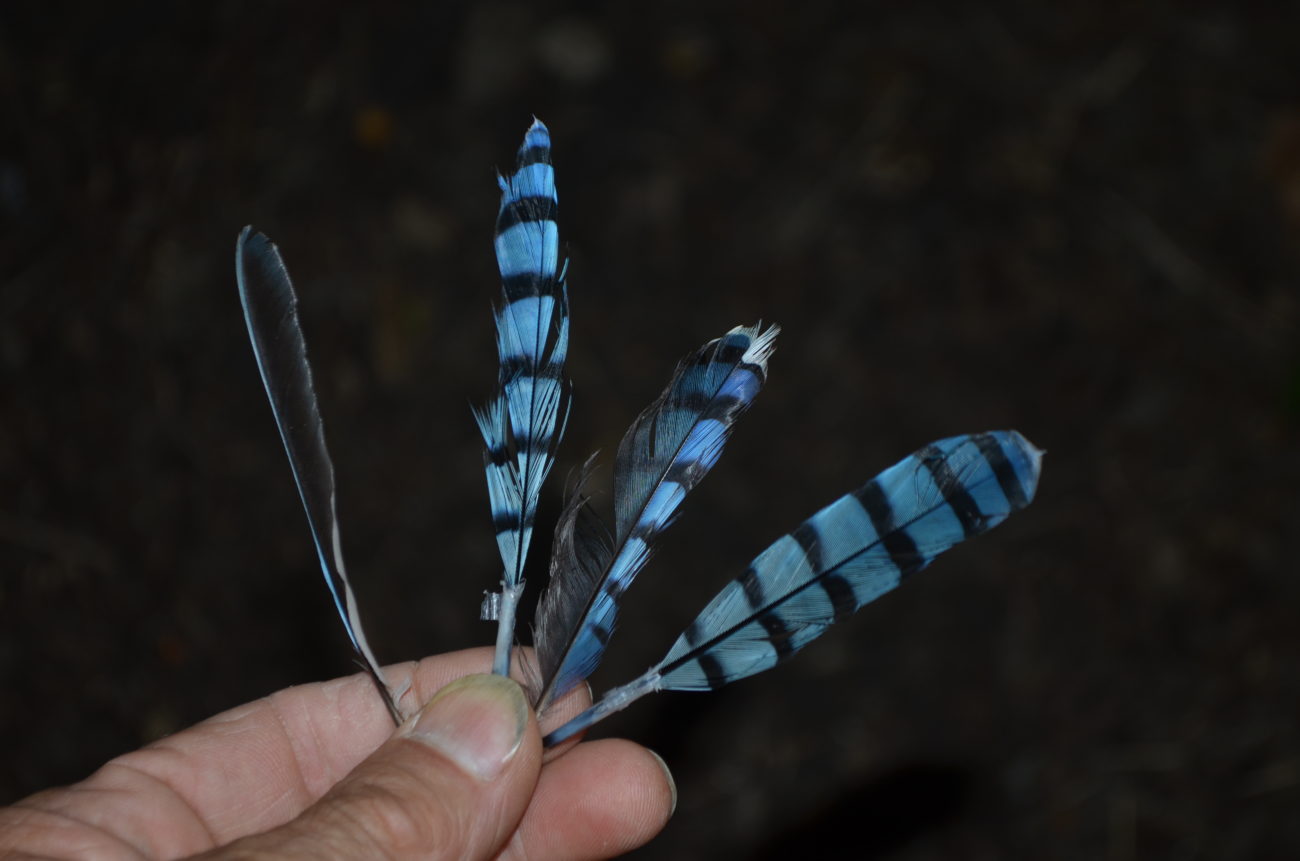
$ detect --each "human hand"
[0,648,675,859]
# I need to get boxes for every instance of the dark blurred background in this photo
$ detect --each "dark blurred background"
[2,1,1298,857]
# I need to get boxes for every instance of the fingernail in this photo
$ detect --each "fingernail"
[407,674,528,781]
[647,749,677,817]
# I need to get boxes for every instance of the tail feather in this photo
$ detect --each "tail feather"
[478,119,571,677]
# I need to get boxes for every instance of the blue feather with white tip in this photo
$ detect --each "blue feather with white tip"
[532,324,779,711]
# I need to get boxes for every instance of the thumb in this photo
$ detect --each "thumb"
[221,674,541,860]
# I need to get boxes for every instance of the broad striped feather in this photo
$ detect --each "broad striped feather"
[235,227,404,724]
[542,430,1041,745]
[659,430,1041,688]
[474,118,571,676]
[533,324,779,710]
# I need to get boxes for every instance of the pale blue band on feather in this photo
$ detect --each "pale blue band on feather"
[501,161,555,199]
[675,417,728,471]
[494,220,559,280]
[496,295,560,359]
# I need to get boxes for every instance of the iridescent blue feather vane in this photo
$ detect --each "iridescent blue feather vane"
[531,324,778,712]
[473,119,571,677]
[543,430,1043,745]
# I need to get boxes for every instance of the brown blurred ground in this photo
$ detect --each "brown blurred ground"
[1,1,1298,858]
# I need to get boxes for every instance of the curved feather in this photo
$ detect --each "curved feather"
[235,226,403,724]
[474,118,572,676]
[543,430,1042,744]
[533,323,779,711]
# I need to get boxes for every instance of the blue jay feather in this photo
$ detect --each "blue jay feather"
[532,324,778,711]
[473,119,571,676]
[234,227,404,724]
[543,430,1042,745]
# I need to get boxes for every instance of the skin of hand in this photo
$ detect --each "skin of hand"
[0,647,676,860]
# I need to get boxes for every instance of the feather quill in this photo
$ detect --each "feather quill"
[532,324,779,711]
[473,118,571,677]
[235,226,403,725]
[543,430,1043,745]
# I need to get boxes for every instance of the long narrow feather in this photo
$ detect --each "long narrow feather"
[235,226,403,725]
[473,118,571,677]
[543,430,1043,745]
[532,323,779,711]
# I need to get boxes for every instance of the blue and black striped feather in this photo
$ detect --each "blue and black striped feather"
[234,227,404,725]
[543,430,1042,745]
[532,324,779,711]
[473,119,571,676]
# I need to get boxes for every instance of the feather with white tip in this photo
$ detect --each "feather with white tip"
[531,323,779,711]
